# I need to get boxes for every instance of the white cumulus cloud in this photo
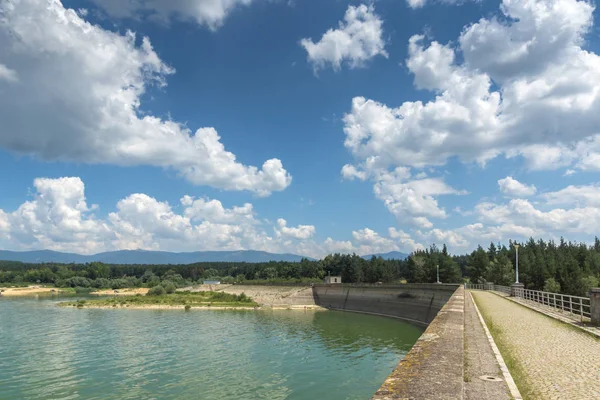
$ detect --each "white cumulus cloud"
[300,4,387,72]
[342,0,600,229]
[406,0,473,10]
[344,0,600,172]
[91,0,255,30]
[0,0,291,196]
[498,176,537,197]
[0,63,17,82]
[0,177,425,258]
[275,218,316,240]
[542,184,600,207]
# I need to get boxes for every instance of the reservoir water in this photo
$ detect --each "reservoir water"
[0,296,423,400]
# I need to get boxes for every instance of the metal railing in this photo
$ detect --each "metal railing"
[513,287,590,322]
[465,283,495,291]
[465,283,591,322]
[493,285,511,295]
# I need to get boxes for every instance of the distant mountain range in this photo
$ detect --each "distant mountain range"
[362,251,409,260]
[0,249,410,264]
[0,249,314,264]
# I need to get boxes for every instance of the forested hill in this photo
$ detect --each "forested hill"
[0,249,314,264]
[1,237,600,297]
[362,251,409,260]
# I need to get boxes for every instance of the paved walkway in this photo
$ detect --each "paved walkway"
[472,291,600,400]
[492,292,600,338]
[464,292,511,400]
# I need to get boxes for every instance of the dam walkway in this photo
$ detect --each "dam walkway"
[472,290,600,400]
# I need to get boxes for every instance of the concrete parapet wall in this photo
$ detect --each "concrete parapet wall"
[312,284,459,325]
[371,286,465,399]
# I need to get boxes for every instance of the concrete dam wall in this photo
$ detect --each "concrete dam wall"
[312,283,459,325]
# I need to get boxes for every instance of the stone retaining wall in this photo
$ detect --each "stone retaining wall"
[312,283,458,325]
[371,286,465,399]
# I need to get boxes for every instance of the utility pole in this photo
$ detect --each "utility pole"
[514,244,520,284]
[510,243,523,297]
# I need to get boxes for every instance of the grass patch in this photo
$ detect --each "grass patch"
[472,293,534,400]
[58,290,258,309]
[463,331,470,382]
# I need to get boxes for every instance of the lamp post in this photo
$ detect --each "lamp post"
[436,264,440,284]
[510,243,523,297]
[514,244,520,284]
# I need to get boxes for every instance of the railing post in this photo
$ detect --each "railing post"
[590,288,600,324]
[511,282,524,297]
[569,297,573,315]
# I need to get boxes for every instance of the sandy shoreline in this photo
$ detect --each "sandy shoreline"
[0,286,66,296]
[4,284,325,311]
[61,304,325,311]
[91,288,149,296]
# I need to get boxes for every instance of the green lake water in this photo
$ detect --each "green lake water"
[0,296,423,400]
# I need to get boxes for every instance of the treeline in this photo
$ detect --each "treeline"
[1,237,600,296]
[0,257,400,288]
[460,238,600,297]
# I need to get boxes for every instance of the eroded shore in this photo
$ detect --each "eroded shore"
[182,284,318,308]
[60,303,324,310]
[0,286,67,296]
[58,285,325,310]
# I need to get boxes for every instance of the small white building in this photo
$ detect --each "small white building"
[203,280,221,285]
[324,276,342,284]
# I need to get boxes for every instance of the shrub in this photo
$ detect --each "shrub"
[237,292,251,302]
[543,278,561,293]
[147,285,166,296]
[184,304,191,311]
[162,280,176,294]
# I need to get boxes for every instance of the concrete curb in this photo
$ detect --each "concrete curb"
[469,292,523,400]
[372,287,465,399]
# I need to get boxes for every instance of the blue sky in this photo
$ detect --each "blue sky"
[1,0,600,258]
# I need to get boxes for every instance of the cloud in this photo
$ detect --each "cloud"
[417,228,469,248]
[0,177,114,254]
[542,184,600,207]
[0,0,291,196]
[0,63,17,82]
[473,198,600,237]
[341,164,368,181]
[300,4,387,72]
[341,0,600,229]
[351,227,423,254]
[90,0,255,30]
[343,0,600,175]
[405,0,472,10]
[0,177,423,258]
[275,218,316,240]
[416,190,600,251]
[406,0,427,8]
[374,175,466,227]
[497,176,537,197]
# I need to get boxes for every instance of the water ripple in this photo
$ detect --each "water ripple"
[0,298,423,400]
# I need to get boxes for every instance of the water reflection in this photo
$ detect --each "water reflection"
[0,297,422,400]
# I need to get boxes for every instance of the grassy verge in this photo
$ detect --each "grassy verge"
[463,326,470,382]
[58,290,259,309]
[472,292,534,400]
